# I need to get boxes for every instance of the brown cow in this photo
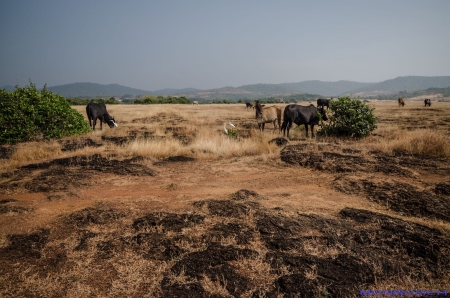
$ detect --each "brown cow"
[424,98,431,107]
[398,97,405,107]
[254,100,281,132]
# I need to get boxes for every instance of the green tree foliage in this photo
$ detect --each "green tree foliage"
[133,96,191,104]
[0,82,91,144]
[319,96,377,138]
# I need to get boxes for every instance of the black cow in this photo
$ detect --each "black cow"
[424,98,431,107]
[245,102,255,110]
[317,98,330,109]
[281,104,327,138]
[86,103,118,130]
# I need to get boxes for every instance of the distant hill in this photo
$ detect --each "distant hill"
[347,76,450,97]
[3,76,450,100]
[152,88,201,95]
[47,83,152,98]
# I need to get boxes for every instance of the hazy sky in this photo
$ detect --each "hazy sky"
[1,0,449,91]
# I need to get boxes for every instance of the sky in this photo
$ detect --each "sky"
[1,0,450,91]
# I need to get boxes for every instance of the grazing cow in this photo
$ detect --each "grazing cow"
[86,103,118,131]
[398,97,405,107]
[254,100,282,132]
[245,102,255,110]
[424,98,431,107]
[281,104,328,138]
[317,98,330,109]
[192,101,199,105]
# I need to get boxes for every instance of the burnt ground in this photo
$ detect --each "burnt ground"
[280,143,450,224]
[0,195,449,297]
[0,154,155,195]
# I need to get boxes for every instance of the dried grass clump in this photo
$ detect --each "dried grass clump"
[371,129,450,158]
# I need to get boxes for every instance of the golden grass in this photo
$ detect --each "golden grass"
[370,129,450,157]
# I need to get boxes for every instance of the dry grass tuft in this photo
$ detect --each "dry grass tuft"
[370,129,450,157]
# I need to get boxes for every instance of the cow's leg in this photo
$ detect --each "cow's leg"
[311,124,315,137]
[305,124,309,137]
[286,121,292,138]
[92,118,97,131]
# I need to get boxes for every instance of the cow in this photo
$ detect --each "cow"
[245,102,254,110]
[192,101,199,105]
[317,98,330,109]
[254,100,282,132]
[86,103,118,131]
[281,104,328,138]
[424,98,431,107]
[398,97,405,107]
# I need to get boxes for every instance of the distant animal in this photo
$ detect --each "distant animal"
[398,97,405,107]
[317,98,330,109]
[228,120,235,128]
[281,104,328,138]
[192,101,199,105]
[86,103,118,131]
[254,100,282,132]
[424,98,431,107]
[245,102,255,110]
[223,123,228,134]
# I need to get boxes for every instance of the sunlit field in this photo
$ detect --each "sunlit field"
[1,99,450,297]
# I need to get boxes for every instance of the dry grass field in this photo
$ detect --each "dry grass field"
[1,99,450,297]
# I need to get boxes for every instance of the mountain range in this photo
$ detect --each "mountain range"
[2,76,450,100]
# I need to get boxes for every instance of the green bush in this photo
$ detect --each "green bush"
[319,96,377,138]
[0,83,91,144]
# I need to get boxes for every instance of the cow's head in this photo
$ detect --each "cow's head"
[254,100,265,122]
[104,115,118,128]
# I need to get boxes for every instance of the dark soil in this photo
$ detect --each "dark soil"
[66,205,125,227]
[0,145,14,159]
[153,155,196,165]
[334,176,450,222]
[0,228,50,259]
[0,154,155,193]
[269,137,289,147]
[435,182,450,196]
[1,195,450,297]
[58,138,102,151]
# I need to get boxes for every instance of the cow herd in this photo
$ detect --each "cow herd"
[84,97,434,139]
[253,99,328,138]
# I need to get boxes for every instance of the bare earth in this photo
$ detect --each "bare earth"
[1,100,450,297]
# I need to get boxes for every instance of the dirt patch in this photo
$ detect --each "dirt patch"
[153,155,195,165]
[167,243,257,296]
[58,138,103,151]
[230,189,261,200]
[435,182,450,196]
[281,144,422,177]
[133,212,205,232]
[194,199,254,218]
[0,145,14,159]
[101,135,134,145]
[1,154,155,194]
[269,137,288,147]
[0,198,18,204]
[65,205,125,227]
[0,228,50,259]
[334,176,450,222]
[0,205,33,214]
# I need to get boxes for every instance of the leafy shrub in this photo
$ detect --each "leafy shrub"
[0,83,91,144]
[319,96,377,138]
